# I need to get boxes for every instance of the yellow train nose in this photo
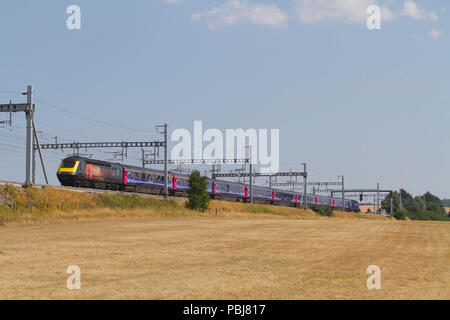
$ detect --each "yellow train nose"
[58,160,80,174]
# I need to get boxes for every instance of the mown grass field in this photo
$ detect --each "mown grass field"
[0,185,448,300]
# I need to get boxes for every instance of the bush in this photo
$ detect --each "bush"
[185,171,211,211]
[393,209,407,220]
[310,205,333,217]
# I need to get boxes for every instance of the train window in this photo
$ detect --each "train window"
[61,161,76,168]
[229,185,241,193]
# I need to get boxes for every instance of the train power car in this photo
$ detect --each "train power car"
[57,156,360,212]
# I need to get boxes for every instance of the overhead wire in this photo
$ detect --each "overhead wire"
[35,97,156,134]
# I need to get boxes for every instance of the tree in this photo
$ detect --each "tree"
[185,170,211,211]
[381,191,400,213]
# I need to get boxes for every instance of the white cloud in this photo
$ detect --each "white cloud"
[294,0,438,24]
[192,0,287,30]
[429,12,439,22]
[295,0,377,24]
[191,12,202,21]
[401,1,425,19]
[190,0,440,30]
[400,1,439,21]
[429,29,441,39]
[381,6,396,21]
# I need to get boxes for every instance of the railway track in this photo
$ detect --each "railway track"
[0,179,367,214]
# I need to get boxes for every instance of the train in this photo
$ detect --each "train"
[56,156,360,212]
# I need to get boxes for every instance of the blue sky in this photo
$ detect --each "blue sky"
[0,0,449,198]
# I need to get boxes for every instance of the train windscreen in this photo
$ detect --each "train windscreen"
[61,160,76,168]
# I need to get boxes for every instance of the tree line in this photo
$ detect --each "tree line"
[381,189,450,221]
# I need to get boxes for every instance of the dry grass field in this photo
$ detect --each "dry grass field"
[0,217,448,300]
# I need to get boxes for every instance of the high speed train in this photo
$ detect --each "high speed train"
[57,156,360,212]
